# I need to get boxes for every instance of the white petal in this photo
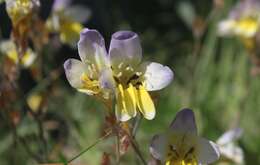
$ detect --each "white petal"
[63,58,87,89]
[149,134,167,161]
[115,104,131,122]
[218,19,236,36]
[142,62,173,91]
[196,138,220,164]
[217,128,243,145]
[219,143,244,164]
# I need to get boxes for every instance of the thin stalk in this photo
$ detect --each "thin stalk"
[67,129,112,164]
[37,117,48,161]
[128,135,147,165]
[121,127,147,165]
[115,132,121,165]
[19,137,42,162]
[132,114,142,138]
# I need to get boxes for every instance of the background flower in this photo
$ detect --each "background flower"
[150,108,220,165]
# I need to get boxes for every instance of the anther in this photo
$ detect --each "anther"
[118,62,124,69]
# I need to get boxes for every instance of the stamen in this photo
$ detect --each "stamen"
[118,62,124,69]
[116,72,122,78]
[87,65,92,72]
[126,66,134,71]
[136,72,142,76]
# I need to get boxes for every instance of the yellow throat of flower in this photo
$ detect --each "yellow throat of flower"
[235,17,259,37]
[166,159,197,165]
[60,20,83,44]
[78,73,100,94]
[166,144,198,165]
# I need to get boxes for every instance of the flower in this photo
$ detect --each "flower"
[27,93,43,112]
[46,0,90,46]
[216,128,244,165]
[64,28,173,121]
[150,108,220,165]
[0,40,36,67]
[218,0,260,39]
[109,31,173,121]
[5,0,40,26]
[64,28,112,99]
[4,0,41,56]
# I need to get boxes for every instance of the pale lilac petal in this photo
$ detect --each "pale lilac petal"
[196,138,220,164]
[78,28,107,67]
[149,134,167,161]
[219,143,244,164]
[53,0,71,11]
[109,31,142,67]
[229,0,260,19]
[99,68,115,90]
[142,62,173,91]
[63,58,87,89]
[217,128,243,145]
[169,108,197,136]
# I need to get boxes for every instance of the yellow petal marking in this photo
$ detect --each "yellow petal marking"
[165,159,197,165]
[116,84,130,121]
[124,83,137,117]
[60,20,83,44]
[136,85,155,120]
[7,50,19,64]
[235,17,259,37]
[6,48,35,67]
[78,73,100,94]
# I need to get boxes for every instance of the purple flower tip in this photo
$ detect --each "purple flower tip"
[112,31,137,41]
[64,59,72,70]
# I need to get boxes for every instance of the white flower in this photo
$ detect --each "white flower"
[150,108,220,165]
[217,128,244,165]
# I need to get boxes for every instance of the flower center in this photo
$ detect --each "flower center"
[166,145,198,165]
[79,73,100,94]
[236,17,259,37]
[112,62,143,89]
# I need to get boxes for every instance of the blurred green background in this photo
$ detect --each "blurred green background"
[0,0,260,164]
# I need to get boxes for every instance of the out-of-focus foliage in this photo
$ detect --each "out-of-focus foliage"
[0,0,260,165]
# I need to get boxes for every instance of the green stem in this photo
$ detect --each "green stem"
[132,114,142,138]
[67,130,112,164]
[115,132,121,164]
[129,135,147,165]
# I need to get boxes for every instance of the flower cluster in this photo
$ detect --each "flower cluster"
[0,40,36,68]
[64,28,174,121]
[1,0,88,68]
